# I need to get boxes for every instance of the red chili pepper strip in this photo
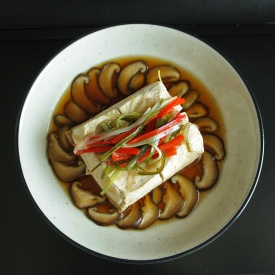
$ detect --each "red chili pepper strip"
[128,113,187,144]
[116,147,140,155]
[143,118,157,134]
[165,147,177,157]
[112,152,134,162]
[75,145,113,155]
[158,134,184,151]
[158,97,186,119]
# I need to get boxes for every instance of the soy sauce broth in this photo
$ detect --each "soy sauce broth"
[47,56,225,229]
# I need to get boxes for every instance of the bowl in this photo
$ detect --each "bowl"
[17,24,264,262]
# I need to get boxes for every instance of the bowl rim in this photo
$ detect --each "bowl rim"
[15,23,265,264]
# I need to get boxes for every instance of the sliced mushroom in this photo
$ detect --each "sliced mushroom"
[47,133,76,163]
[146,65,181,84]
[54,114,73,127]
[117,60,148,95]
[71,181,105,209]
[194,151,219,190]
[130,73,146,92]
[98,62,121,98]
[85,68,111,105]
[65,100,88,123]
[152,186,163,205]
[168,80,190,97]
[181,89,200,110]
[87,207,121,226]
[71,74,102,114]
[194,117,219,133]
[171,174,199,218]
[186,103,208,119]
[117,202,142,229]
[139,195,159,229]
[159,182,185,219]
[58,126,73,151]
[203,134,225,160]
[51,159,85,182]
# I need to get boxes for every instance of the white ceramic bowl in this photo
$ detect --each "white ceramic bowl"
[18,24,264,262]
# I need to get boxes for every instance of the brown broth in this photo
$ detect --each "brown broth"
[48,56,225,229]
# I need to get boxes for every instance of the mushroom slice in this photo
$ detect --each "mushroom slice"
[87,207,120,226]
[146,65,181,84]
[98,62,121,98]
[186,103,208,119]
[85,68,111,105]
[51,159,85,182]
[139,195,159,229]
[152,186,163,205]
[117,202,142,229]
[194,151,219,190]
[54,114,73,127]
[168,80,190,97]
[130,73,146,92]
[71,181,105,209]
[194,117,219,133]
[181,89,200,110]
[203,134,225,160]
[159,182,185,220]
[171,175,199,218]
[47,133,76,163]
[58,126,73,151]
[117,60,148,95]
[71,74,102,114]
[65,100,88,123]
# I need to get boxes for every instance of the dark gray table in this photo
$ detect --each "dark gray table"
[1,3,275,274]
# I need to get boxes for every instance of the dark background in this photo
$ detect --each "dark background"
[1,1,275,274]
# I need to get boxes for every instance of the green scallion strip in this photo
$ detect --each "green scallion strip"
[100,169,121,195]
[125,144,150,170]
[101,122,112,132]
[138,151,166,175]
[147,142,162,164]
[101,165,110,180]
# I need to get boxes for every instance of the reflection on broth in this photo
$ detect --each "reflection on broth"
[47,56,225,230]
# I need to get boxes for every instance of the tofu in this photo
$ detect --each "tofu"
[68,81,204,212]
[160,124,204,182]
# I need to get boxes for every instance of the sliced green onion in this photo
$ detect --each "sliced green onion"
[138,151,166,175]
[125,145,150,170]
[147,142,162,164]
[100,168,121,195]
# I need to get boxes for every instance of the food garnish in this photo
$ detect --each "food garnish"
[74,96,186,195]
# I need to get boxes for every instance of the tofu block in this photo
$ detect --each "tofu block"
[91,165,163,212]
[68,81,204,212]
[160,124,204,182]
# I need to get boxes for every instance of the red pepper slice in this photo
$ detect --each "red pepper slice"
[116,147,140,155]
[165,147,177,157]
[158,134,184,151]
[158,97,185,119]
[128,112,187,144]
[112,152,134,162]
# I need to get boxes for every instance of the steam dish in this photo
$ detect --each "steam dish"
[18,24,263,262]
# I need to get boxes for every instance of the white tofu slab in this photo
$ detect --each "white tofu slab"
[68,81,204,212]
[91,164,163,212]
[160,124,204,182]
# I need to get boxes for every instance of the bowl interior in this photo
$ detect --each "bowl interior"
[18,24,263,262]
